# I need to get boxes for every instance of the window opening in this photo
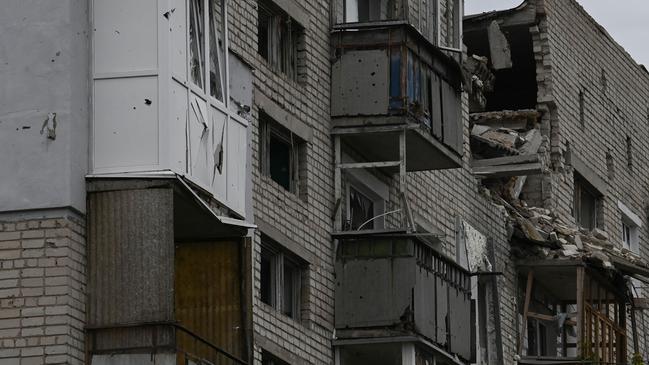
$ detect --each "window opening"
[349,186,375,230]
[573,174,600,231]
[189,0,205,88]
[208,0,224,100]
[260,236,306,321]
[257,0,304,81]
[262,350,290,365]
[260,113,305,194]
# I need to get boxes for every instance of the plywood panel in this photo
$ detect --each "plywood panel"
[436,276,448,345]
[94,76,159,169]
[93,0,158,74]
[175,241,245,363]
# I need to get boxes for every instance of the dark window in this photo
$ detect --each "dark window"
[262,350,290,365]
[259,236,306,320]
[573,174,600,230]
[257,0,305,81]
[626,135,633,169]
[349,186,375,230]
[260,112,306,194]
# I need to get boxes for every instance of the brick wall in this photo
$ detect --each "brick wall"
[533,0,649,357]
[228,0,522,364]
[0,213,86,365]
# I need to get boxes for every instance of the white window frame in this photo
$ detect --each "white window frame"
[260,237,305,321]
[618,201,642,254]
[187,0,230,111]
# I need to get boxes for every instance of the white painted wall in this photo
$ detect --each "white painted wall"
[0,0,89,213]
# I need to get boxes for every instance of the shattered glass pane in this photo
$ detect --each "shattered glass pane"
[209,0,224,101]
[349,186,374,230]
[189,0,205,89]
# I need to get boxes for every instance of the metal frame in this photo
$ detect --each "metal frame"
[333,128,416,233]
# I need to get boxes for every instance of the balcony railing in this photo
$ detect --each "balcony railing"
[334,233,473,361]
[331,22,464,168]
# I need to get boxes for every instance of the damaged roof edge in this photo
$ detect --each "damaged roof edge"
[463,0,536,31]
[463,0,528,21]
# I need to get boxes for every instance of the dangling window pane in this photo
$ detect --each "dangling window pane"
[189,0,205,88]
[209,0,224,100]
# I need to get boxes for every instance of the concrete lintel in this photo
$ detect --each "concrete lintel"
[256,217,318,265]
[570,153,607,196]
[256,333,309,365]
[273,0,310,28]
[254,89,313,142]
[617,200,643,228]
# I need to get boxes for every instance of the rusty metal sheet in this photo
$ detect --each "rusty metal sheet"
[442,81,462,154]
[435,275,448,345]
[88,187,174,326]
[175,240,245,364]
[87,187,175,352]
[430,73,443,140]
[331,49,390,117]
[448,287,472,360]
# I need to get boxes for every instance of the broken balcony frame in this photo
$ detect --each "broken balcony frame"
[331,23,464,233]
[517,262,627,365]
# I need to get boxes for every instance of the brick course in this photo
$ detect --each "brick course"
[0,213,85,365]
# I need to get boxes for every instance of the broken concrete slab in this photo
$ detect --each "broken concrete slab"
[487,20,513,70]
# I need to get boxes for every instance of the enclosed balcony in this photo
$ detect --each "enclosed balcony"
[334,232,473,364]
[86,177,253,365]
[331,23,464,172]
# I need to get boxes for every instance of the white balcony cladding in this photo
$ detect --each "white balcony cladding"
[91,0,249,217]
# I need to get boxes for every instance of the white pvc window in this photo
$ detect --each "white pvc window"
[189,0,226,102]
[618,201,642,254]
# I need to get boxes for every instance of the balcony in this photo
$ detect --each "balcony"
[86,177,253,365]
[334,232,473,363]
[331,22,464,172]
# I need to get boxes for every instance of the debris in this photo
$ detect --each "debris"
[144,98,152,105]
[592,228,609,241]
[487,20,513,70]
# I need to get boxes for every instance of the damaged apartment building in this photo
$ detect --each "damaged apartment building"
[2,0,649,365]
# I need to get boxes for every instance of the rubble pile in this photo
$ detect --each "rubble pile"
[497,196,649,273]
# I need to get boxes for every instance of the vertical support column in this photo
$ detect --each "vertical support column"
[334,135,342,231]
[401,343,415,365]
[518,270,534,355]
[398,130,414,231]
[576,266,584,358]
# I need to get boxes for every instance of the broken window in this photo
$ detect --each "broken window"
[259,112,306,194]
[189,0,226,101]
[262,350,290,365]
[189,0,205,88]
[260,236,306,320]
[344,176,386,231]
[257,0,305,81]
[573,174,600,230]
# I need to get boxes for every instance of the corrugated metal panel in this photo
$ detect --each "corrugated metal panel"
[175,241,245,364]
[88,187,175,328]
